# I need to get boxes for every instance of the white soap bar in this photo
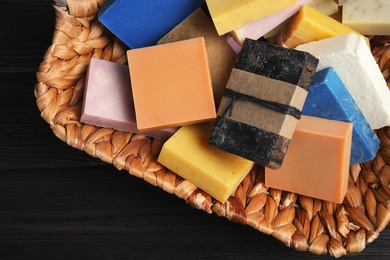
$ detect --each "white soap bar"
[229,0,313,46]
[342,0,390,35]
[309,0,339,16]
[296,34,390,130]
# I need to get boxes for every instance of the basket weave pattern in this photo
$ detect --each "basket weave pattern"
[35,0,390,257]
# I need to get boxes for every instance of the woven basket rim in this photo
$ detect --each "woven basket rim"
[35,0,390,257]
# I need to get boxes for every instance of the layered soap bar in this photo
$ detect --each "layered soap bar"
[80,59,178,139]
[342,0,390,35]
[229,0,313,46]
[205,0,296,36]
[158,8,238,108]
[209,39,318,169]
[296,33,390,129]
[303,67,380,164]
[278,5,369,48]
[309,0,339,16]
[127,37,216,132]
[98,0,205,48]
[265,115,352,204]
[158,123,255,203]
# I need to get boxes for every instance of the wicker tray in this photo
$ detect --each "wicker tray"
[34,0,390,257]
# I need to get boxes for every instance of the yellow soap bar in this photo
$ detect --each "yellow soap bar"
[206,0,297,35]
[278,5,369,48]
[158,123,255,203]
[265,116,352,204]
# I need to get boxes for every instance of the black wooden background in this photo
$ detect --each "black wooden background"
[1,1,389,259]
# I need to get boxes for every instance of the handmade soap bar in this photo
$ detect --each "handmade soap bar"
[296,33,390,129]
[205,0,297,36]
[98,0,205,48]
[158,8,237,108]
[342,0,390,35]
[265,115,352,204]
[209,39,319,169]
[309,0,339,16]
[158,123,255,203]
[229,0,313,46]
[80,59,178,139]
[303,67,380,164]
[278,5,369,48]
[127,37,216,132]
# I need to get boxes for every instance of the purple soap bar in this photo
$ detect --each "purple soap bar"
[80,58,178,139]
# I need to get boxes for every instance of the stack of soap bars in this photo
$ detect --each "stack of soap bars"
[79,0,390,204]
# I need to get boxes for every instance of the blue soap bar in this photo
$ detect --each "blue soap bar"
[302,67,380,165]
[98,0,205,49]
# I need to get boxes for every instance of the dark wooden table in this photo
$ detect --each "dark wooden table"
[1,1,390,259]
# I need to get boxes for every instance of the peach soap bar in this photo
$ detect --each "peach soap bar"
[158,123,255,203]
[127,37,216,132]
[158,8,237,108]
[342,0,390,35]
[80,58,178,139]
[205,0,297,36]
[278,5,369,48]
[265,115,352,204]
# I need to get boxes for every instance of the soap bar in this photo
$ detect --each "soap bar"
[205,0,297,36]
[302,67,380,164]
[127,37,216,132]
[229,0,313,46]
[209,39,319,169]
[224,34,242,54]
[98,0,205,48]
[309,0,339,16]
[342,0,390,35]
[80,58,178,139]
[265,115,352,204]
[296,33,390,130]
[158,123,255,203]
[158,8,237,108]
[278,5,369,48]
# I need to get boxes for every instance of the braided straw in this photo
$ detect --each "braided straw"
[35,1,390,257]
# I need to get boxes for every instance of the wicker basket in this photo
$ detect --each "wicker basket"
[34,0,390,257]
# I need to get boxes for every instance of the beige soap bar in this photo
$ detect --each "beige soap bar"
[158,8,237,107]
[265,115,352,204]
[158,123,255,203]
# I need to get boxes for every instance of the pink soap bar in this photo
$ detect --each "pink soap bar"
[80,58,178,139]
[229,0,314,46]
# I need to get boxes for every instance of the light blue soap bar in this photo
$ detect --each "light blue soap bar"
[302,67,380,165]
[98,0,205,49]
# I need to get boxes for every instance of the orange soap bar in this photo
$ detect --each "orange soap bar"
[127,37,216,132]
[265,115,352,204]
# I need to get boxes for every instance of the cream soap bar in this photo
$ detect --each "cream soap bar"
[309,0,339,16]
[80,58,178,139]
[205,0,297,36]
[278,5,369,48]
[158,8,237,108]
[342,0,390,35]
[229,0,313,46]
[127,37,216,132]
[158,123,255,203]
[265,115,352,204]
[296,33,390,130]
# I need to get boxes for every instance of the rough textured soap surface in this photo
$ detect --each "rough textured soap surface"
[80,58,178,139]
[98,0,205,48]
[296,33,390,129]
[127,37,216,132]
[205,0,296,35]
[303,67,380,165]
[265,115,353,204]
[342,0,390,35]
[158,8,237,108]
[158,123,255,203]
[278,5,369,48]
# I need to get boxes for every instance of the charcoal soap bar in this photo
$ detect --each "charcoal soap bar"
[98,0,205,49]
[235,39,319,90]
[302,67,380,165]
